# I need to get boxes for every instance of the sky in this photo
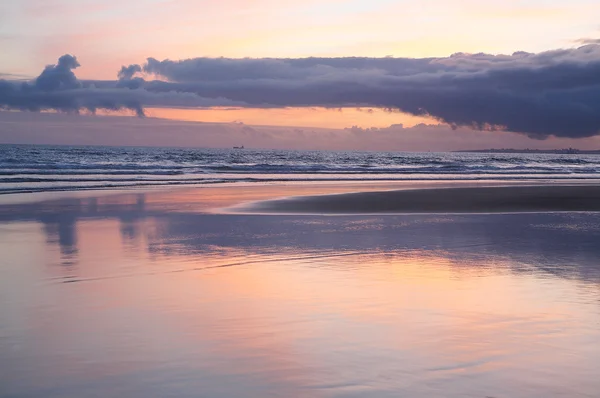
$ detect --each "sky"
[1,0,600,150]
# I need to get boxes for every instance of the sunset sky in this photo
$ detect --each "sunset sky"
[1,0,600,150]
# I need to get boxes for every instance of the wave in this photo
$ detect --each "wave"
[0,164,190,171]
[4,165,598,176]
[0,170,187,176]
[3,145,600,195]
[2,166,599,182]
[3,175,600,195]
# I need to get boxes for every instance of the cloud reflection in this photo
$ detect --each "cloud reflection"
[0,190,599,283]
[1,190,600,397]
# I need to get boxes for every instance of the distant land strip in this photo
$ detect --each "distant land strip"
[456,148,600,154]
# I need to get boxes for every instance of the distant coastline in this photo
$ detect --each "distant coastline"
[457,148,600,154]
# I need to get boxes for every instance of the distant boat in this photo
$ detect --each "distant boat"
[233,145,244,149]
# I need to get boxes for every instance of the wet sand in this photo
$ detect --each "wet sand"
[238,185,600,214]
[2,183,600,397]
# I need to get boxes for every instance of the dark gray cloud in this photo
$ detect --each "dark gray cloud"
[0,55,147,116]
[34,54,81,91]
[0,55,245,116]
[2,46,600,138]
[117,64,142,80]
[139,45,600,138]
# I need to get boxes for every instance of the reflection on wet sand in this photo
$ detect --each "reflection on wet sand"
[1,188,599,397]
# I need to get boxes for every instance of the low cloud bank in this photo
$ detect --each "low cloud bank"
[2,45,600,138]
[0,55,243,116]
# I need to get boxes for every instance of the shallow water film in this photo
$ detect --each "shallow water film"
[1,191,599,398]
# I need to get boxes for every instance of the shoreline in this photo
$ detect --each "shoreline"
[232,184,600,214]
[3,180,600,215]
[0,179,576,206]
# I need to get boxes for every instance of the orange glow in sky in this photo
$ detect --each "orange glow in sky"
[145,107,438,129]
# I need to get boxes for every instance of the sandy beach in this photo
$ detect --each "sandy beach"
[1,182,600,397]
[236,184,600,214]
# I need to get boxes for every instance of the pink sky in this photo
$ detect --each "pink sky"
[1,0,600,149]
[4,0,598,80]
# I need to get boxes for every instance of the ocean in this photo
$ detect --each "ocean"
[2,144,600,194]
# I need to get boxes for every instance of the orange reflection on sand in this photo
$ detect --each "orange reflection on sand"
[139,244,594,391]
[5,189,600,396]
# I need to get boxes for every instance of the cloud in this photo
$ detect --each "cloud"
[0,55,246,116]
[139,45,600,139]
[2,46,600,139]
[574,38,600,45]
[117,64,142,80]
[0,73,29,80]
[34,54,81,91]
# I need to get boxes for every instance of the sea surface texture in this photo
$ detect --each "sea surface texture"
[3,145,600,194]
